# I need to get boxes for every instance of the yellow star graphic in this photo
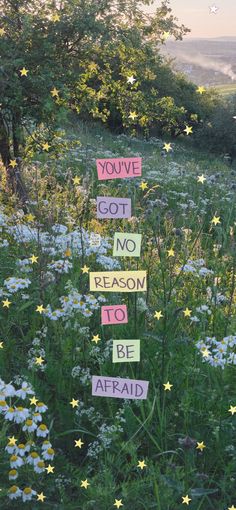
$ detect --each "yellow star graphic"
[9,159,17,168]
[162,31,170,40]
[197,174,206,183]
[35,356,45,366]
[37,492,46,502]
[46,464,54,474]
[42,142,51,151]
[197,86,206,94]
[140,181,148,191]
[75,439,84,448]
[29,255,38,264]
[0,28,6,36]
[70,398,79,408]
[129,111,138,121]
[167,248,175,257]
[228,405,236,415]
[201,348,210,358]
[29,396,38,405]
[114,500,123,508]
[196,441,206,451]
[137,460,147,470]
[8,436,17,446]
[25,213,35,222]
[51,87,59,97]
[2,299,11,308]
[184,126,193,135]
[0,341,4,349]
[163,381,173,391]
[154,310,163,320]
[228,506,236,510]
[72,176,81,185]
[52,13,60,22]
[36,305,45,314]
[211,216,221,226]
[64,248,72,257]
[182,495,191,505]
[163,143,172,152]
[81,265,90,274]
[20,67,29,76]
[81,479,90,489]
[92,334,100,344]
[183,308,192,317]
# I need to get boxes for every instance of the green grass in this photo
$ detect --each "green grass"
[214,83,236,96]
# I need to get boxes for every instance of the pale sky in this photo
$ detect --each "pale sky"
[146,0,236,38]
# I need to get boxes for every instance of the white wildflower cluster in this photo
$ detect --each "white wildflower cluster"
[190,304,212,323]
[44,289,106,321]
[71,366,91,384]
[0,378,54,502]
[16,258,33,274]
[196,335,236,368]
[179,258,214,277]
[3,277,31,294]
[27,327,47,372]
[47,259,73,274]
[87,408,126,458]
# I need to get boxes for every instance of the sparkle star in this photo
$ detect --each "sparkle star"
[36,305,45,314]
[127,75,136,84]
[163,381,173,391]
[2,299,11,308]
[70,398,79,408]
[51,87,59,97]
[29,396,38,405]
[196,441,206,451]
[129,111,138,121]
[228,506,236,510]
[26,213,35,222]
[29,255,38,264]
[167,248,175,257]
[81,479,90,489]
[35,356,45,366]
[154,310,163,320]
[81,265,89,274]
[8,436,17,446]
[20,67,29,76]
[140,181,148,191]
[184,126,193,135]
[197,174,206,183]
[52,13,60,22]
[46,464,54,474]
[163,143,172,152]
[201,348,210,358]
[211,216,221,226]
[42,142,51,151]
[182,495,191,505]
[92,334,100,344]
[0,341,3,349]
[162,31,170,40]
[37,492,46,502]
[209,5,219,14]
[183,308,192,317]
[114,500,123,508]
[9,159,17,168]
[228,405,236,415]
[0,28,6,36]
[197,86,206,94]
[137,460,147,470]
[72,176,81,185]
[75,439,84,448]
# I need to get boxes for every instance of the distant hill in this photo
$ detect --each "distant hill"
[162,38,236,87]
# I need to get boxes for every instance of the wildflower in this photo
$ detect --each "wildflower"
[10,454,24,469]
[42,447,55,461]
[27,451,40,465]
[15,382,34,400]
[16,443,27,456]
[14,406,29,423]
[34,460,45,473]
[35,402,48,413]
[36,423,49,437]
[9,469,18,480]
[8,485,22,500]
[32,412,42,423]
[5,407,15,421]
[22,487,36,502]
[23,419,37,433]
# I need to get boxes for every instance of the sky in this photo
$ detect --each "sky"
[146,0,236,38]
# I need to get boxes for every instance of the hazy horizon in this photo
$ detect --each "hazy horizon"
[145,0,236,39]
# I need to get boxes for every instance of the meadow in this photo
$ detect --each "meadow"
[0,120,235,509]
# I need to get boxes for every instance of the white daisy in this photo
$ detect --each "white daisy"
[9,469,18,480]
[41,440,52,450]
[42,447,55,461]
[23,419,37,433]
[34,460,45,473]
[4,406,15,421]
[35,402,48,413]
[16,443,27,457]
[15,382,34,400]
[10,454,24,469]
[14,406,29,424]
[32,411,42,423]
[22,487,36,502]
[27,451,40,465]
[8,485,22,500]
[36,423,49,437]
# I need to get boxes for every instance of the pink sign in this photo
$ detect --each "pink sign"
[96,157,142,180]
[92,376,149,399]
[97,197,131,219]
[101,305,128,325]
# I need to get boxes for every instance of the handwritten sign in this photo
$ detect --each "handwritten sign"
[92,375,149,399]
[89,270,147,292]
[112,340,140,362]
[96,157,142,181]
[97,197,131,219]
[113,233,142,257]
[101,305,128,325]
